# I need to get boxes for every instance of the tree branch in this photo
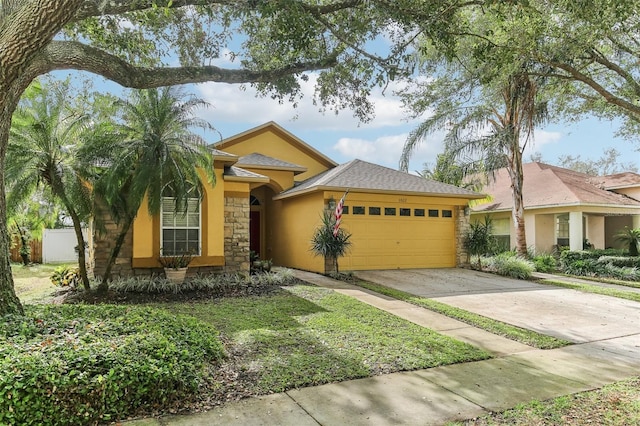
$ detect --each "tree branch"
[586,47,640,98]
[0,0,83,82]
[37,40,338,88]
[544,58,640,119]
[75,0,364,22]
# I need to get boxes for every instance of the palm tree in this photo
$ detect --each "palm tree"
[90,87,215,289]
[401,72,548,257]
[6,81,95,289]
[614,227,640,256]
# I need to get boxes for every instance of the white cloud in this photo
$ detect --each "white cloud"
[194,72,410,134]
[332,131,444,171]
[524,129,563,158]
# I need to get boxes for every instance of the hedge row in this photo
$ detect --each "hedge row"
[0,305,225,425]
[559,250,640,280]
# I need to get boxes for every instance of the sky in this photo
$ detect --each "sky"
[191,75,640,174]
[66,69,640,175]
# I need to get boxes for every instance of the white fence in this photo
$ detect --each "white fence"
[42,228,88,264]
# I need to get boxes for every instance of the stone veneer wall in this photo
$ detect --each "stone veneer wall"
[90,195,251,279]
[91,203,135,280]
[455,205,471,267]
[224,195,250,274]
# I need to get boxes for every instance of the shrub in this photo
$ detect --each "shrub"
[464,216,498,269]
[599,263,640,281]
[108,268,297,296]
[50,265,80,287]
[563,259,603,276]
[597,256,640,268]
[533,253,557,273]
[485,253,535,279]
[0,305,225,425]
[560,249,625,269]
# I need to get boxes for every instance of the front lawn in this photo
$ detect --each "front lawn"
[2,280,491,423]
[162,283,491,396]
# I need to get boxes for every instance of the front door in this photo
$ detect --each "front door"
[250,210,261,256]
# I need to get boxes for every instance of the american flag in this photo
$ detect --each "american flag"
[333,190,348,237]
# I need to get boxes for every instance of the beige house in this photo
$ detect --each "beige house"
[472,162,640,253]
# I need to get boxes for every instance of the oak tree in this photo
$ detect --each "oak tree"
[0,0,468,314]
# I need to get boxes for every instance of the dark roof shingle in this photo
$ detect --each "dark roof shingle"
[276,159,482,199]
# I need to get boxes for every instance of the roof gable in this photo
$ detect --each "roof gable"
[213,122,337,180]
[237,153,307,174]
[275,159,483,200]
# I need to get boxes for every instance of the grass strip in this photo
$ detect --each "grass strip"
[354,280,570,350]
[555,274,640,289]
[162,284,491,394]
[449,376,640,425]
[539,278,640,303]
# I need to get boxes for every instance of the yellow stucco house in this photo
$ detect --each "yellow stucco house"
[92,122,483,277]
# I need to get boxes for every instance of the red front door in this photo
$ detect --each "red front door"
[250,211,261,256]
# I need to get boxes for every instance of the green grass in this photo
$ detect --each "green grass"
[11,262,59,279]
[353,280,570,349]
[450,376,640,425]
[556,273,640,289]
[12,263,62,304]
[161,283,491,393]
[539,278,640,303]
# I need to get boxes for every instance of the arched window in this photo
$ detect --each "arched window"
[250,195,261,206]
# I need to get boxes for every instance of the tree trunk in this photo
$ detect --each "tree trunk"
[0,92,23,315]
[99,217,133,291]
[16,222,30,266]
[508,148,528,257]
[68,208,90,291]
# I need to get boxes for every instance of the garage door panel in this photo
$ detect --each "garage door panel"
[341,206,457,270]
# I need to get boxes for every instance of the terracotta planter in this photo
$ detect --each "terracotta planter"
[164,267,187,284]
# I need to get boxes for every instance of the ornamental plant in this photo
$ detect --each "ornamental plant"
[311,206,352,275]
[614,227,640,256]
[49,265,80,287]
[158,251,194,269]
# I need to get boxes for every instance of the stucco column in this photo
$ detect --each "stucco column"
[586,215,604,249]
[633,214,640,230]
[569,211,583,251]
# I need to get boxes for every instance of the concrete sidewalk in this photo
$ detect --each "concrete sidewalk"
[128,271,640,426]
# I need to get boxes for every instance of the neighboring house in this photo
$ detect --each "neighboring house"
[91,122,483,277]
[471,162,640,253]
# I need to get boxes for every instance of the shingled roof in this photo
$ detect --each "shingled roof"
[274,159,483,200]
[236,153,307,174]
[473,162,640,212]
[591,172,640,190]
[223,165,269,182]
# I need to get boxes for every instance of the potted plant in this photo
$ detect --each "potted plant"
[159,251,194,284]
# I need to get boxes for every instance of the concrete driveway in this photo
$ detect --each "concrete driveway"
[356,268,640,345]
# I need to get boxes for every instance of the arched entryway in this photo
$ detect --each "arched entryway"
[249,195,261,256]
[249,186,278,260]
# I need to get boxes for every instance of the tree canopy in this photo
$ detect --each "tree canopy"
[428,1,640,145]
[0,0,474,315]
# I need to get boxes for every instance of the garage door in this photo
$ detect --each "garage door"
[340,204,456,270]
